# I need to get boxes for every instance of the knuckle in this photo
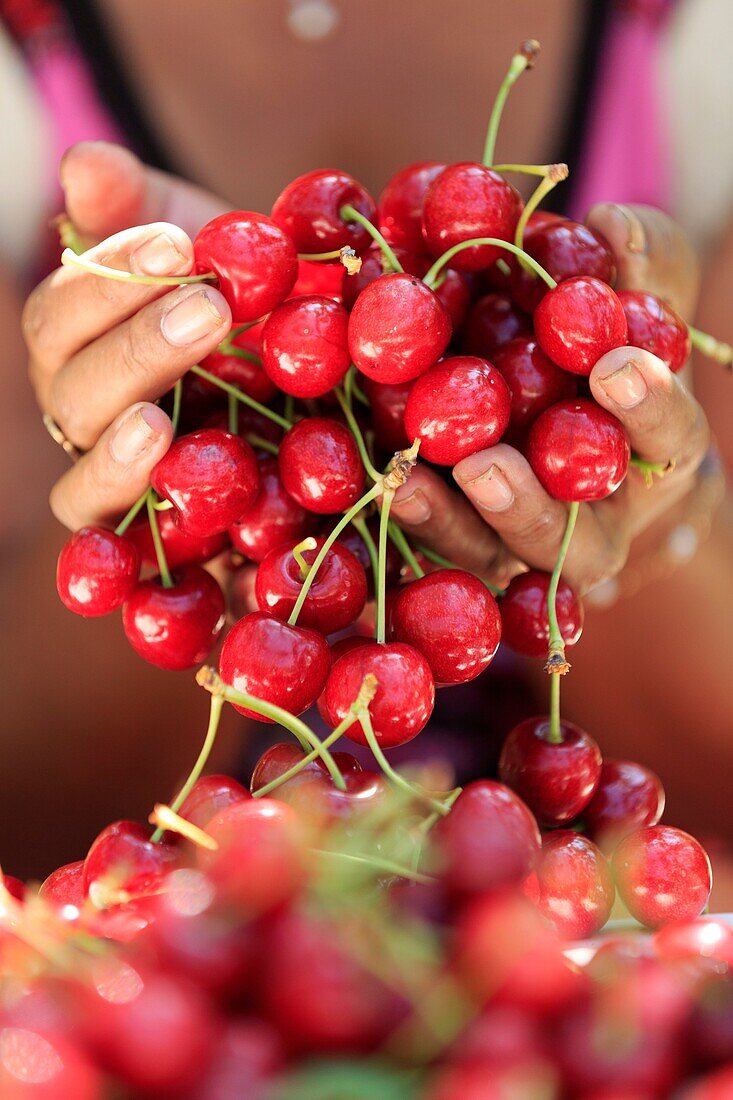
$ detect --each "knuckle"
[516,505,562,546]
[118,313,159,386]
[49,479,74,529]
[50,379,93,451]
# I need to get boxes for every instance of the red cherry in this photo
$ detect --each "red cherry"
[304,770,386,820]
[612,825,712,929]
[83,821,178,899]
[461,293,531,358]
[500,569,583,658]
[271,169,377,254]
[204,403,284,450]
[127,511,228,572]
[509,218,616,313]
[534,275,628,376]
[492,337,578,432]
[177,774,250,830]
[261,295,350,397]
[151,429,260,537]
[3,875,25,902]
[434,780,540,894]
[198,329,276,405]
[403,355,511,465]
[360,377,411,452]
[0,1029,102,1100]
[378,161,446,250]
[255,537,367,634]
[584,759,665,850]
[56,527,139,617]
[218,611,330,720]
[340,243,428,310]
[291,258,344,298]
[499,717,602,827]
[422,163,522,271]
[527,398,630,502]
[535,831,614,939]
[250,742,361,796]
[348,273,451,384]
[321,641,434,747]
[424,1060,556,1100]
[654,918,733,967]
[194,210,297,322]
[433,268,475,331]
[278,417,365,514]
[39,861,86,909]
[619,289,691,373]
[229,457,313,564]
[122,565,225,670]
[337,518,402,597]
[391,569,501,684]
[684,1066,733,1100]
[187,1019,285,1100]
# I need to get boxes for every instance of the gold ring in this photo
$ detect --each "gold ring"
[42,414,83,462]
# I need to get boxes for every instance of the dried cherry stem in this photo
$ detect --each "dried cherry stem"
[339,204,404,273]
[514,163,569,258]
[190,364,292,430]
[416,544,504,595]
[424,238,556,291]
[360,708,449,816]
[388,520,425,578]
[689,325,733,370]
[482,39,540,166]
[292,536,318,581]
[376,489,394,645]
[146,489,173,588]
[546,500,580,740]
[351,515,380,583]
[60,247,216,286]
[334,385,383,482]
[171,378,183,435]
[150,693,224,842]
[114,489,148,536]
[196,666,346,789]
[630,454,675,488]
[313,848,434,886]
[297,244,363,275]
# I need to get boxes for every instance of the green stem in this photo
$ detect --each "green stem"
[630,454,674,488]
[334,386,382,482]
[218,342,262,366]
[284,394,295,423]
[115,490,148,537]
[689,325,733,369]
[60,248,215,286]
[548,671,561,745]
[388,521,425,578]
[493,162,558,176]
[227,392,238,434]
[151,694,224,842]
[55,215,84,256]
[351,516,380,585]
[424,238,556,291]
[546,501,580,743]
[292,536,317,581]
[229,321,259,340]
[360,709,448,816]
[313,848,434,886]
[376,490,394,645]
[190,365,292,430]
[416,544,504,595]
[152,498,175,511]
[171,379,182,435]
[146,490,173,588]
[339,204,404,273]
[245,433,279,456]
[482,42,538,166]
[514,165,568,255]
[252,720,353,798]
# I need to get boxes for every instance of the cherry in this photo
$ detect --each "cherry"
[584,760,665,850]
[255,537,367,634]
[337,518,402,597]
[432,267,474,331]
[654,917,733,967]
[499,569,583,658]
[177,775,250,830]
[261,295,350,397]
[424,1060,556,1100]
[250,742,361,795]
[291,257,344,298]
[422,163,522,271]
[122,565,225,671]
[527,398,630,501]
[127,511,228,572]
[39,860,86,909]
[348,273,451,383]
[391,569,501,683]
[509,218,616,313]
[619,289,691,373]
[320,641,434,747]
[229,457,313,564]
[492,337,578,432]
[403,355,511,465]
[533,275,628,375]
[151,429,260,537]
[360,377,411,452]
[612,825,712,929]
[204,404,283,450]
[306,770,386,819]
[194,210,298,322]
[198,329,276,404]
[460,293,531,358]
[499,717,602,826]
[340,243,428,310]
[3,875,25,902]
[378,161,446,250]
[534,831,614,939]
[0,1029,102,1100]
[83,821,178,900]
[218,611,330,719]
[684,1066,733,1100]
[434,780,541,894]
[57,527,139,617]
[271,169,377,254]
[189,1019,285,1100]
[278,417,365,514]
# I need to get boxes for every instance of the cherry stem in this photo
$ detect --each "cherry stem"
[292,536,318,581]
[359,708,449,816]
[217,339,262,366]
[689,325,733,370]
[416,544,504,595]
[423,238,556,291]
[546,500,580,742]
[146,489,174,588]
[171,378,183,435]
[339,204,404,273]
[548,671,562,746]
[150,693,224,842]
[351,515,380,584]
[190,365,292,430]
[297,245,363,276]
[54,214,84,256]
[514,164,569,258]
[495,257,511,277]
[229,321,260,340]
[60,247,216,286]
[493,162,561,177]
[482,40,540,166]
[630,454,675,488]
[334,386,382,483]
[313,848,434,886]
[227,393,238,434]
[388,521,425,578]
[114,489,149,537]
[152,498,175,511]
[376,489,395,645]
[246,433,279,456]
[196,666,346,789]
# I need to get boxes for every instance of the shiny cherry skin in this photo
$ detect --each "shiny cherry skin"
[534,275,628,375]
[535,831,614,939]
[404,355,511,465]
[151,429,260,537]
[3,875,25,901]
[499,717,602,827]
[337,518,402,597]
[198,328,276,404]
[250,742,361,795]
[654,917,733,967]
[194,210,298,322]
[500,569,583,658]
[340,243,427,310]
[57,527,139,617]
[422,163,522,271]
[433,267,474,330]
[229,458,313,563]
[509,218,616,313]
[527,398,630,501]
[584,759,665,850]
[278,417,365,514]
[271,168,377,254]
[122,566,225,670]
[261,295,350,397]
[177,774,250,830]
[348,273,451,383]
[434,780,541,895]
[612,825,712,929]
[321,641,434,747]
[492,337,578,432]
[127,511,228,572]
[255,537,367,634]
[391,569,501,683]
[219,611,330,720]
[460,293,531,358]
[0,1031,102,1100]
[378,161,446,250]
[360,377,412,452]
[619,289,691,373]
[83,820,178,898]
[39,860,86,908]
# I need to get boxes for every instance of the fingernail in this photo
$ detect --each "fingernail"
[391,487,431,524]
[609,203,647,254]
[110,405,166,464]
[598,360,648,408]
[131,232,188,276]
[161,287,227,346]
[457,461,514,510]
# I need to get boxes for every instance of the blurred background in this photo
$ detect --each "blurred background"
[0,0,731,882]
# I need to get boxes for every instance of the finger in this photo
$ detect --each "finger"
[454,445,629,593]
[389,464,520,585]
[49,284,231,450]
[49,403,172,530]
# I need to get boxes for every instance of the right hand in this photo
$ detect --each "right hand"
[23,141,234,531]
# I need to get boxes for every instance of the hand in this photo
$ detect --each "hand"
[390,204,711,594]
[23,142,233,530]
